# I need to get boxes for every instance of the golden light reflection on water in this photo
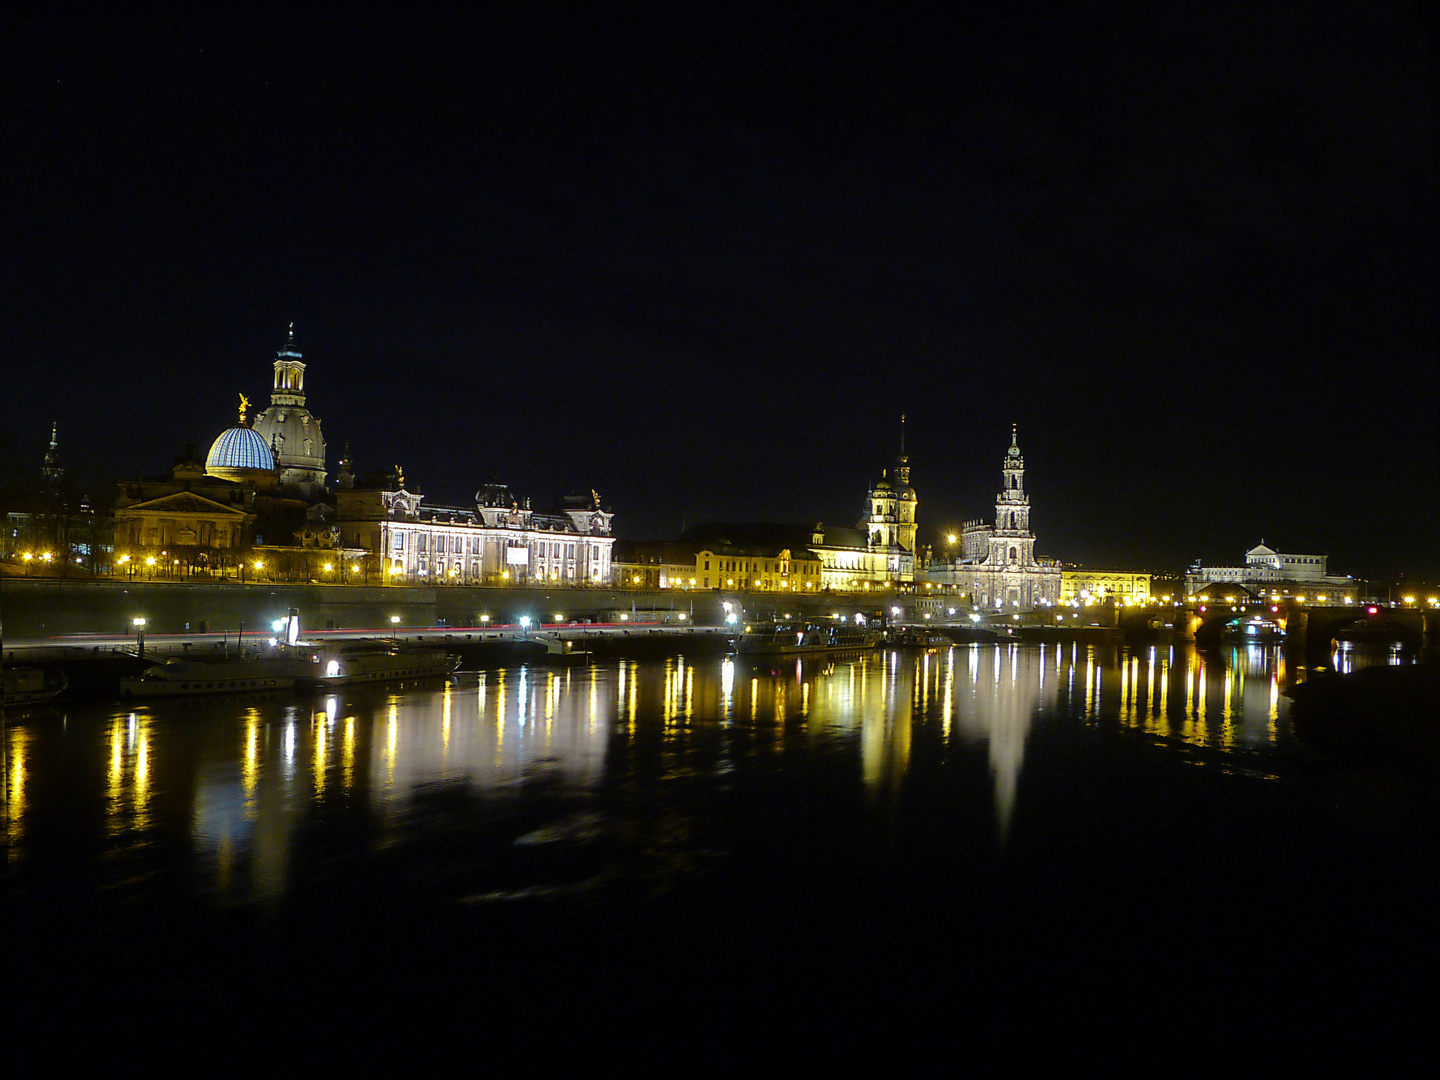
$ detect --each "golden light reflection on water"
[5,642,1314,909]
[313,708,327,799]
[442,682,452,758]
[105,712,153,836]
[343,714,355,791]
[6,725,28,856]
[243,711,260,812]
[386,701,399,786]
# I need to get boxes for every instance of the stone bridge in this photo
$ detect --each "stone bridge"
[1175,598,1431,648]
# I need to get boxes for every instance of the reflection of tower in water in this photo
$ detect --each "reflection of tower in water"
[940,645,1057,842]
[845,645,1056,842]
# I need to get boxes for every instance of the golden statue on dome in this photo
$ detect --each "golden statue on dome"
[238,393,251,424]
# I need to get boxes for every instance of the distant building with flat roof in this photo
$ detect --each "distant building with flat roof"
[1185,543,1358,600]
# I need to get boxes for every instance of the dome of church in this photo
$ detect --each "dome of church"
[250,406,325,471]
[206,426,275,474]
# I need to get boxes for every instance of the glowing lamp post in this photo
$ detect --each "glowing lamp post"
[390,614,401,640]
[132,617,147,658]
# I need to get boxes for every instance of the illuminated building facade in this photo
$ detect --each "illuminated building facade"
[1185,543,1356,601]
[336,478,614,585]
[1061,569,1152,605]
[113,391,311,574]
[926,428,1061,610]
[695,545,823,592]
[808,426,918,590]
[673,429,918,594]
[611,541,704,589]
[113,455,263,570]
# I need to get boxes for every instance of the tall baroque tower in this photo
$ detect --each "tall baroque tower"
[865,416,917,576]
[250,325,328,500]
[892,415,917,555]
[41,422,63,490]
[988,425,1035,566]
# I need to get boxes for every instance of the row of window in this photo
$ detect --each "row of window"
[389,530,600,561]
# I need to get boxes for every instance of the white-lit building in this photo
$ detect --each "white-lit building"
[925,428,1061,611]
[336,479,614,586]
[1185,543,1355,599]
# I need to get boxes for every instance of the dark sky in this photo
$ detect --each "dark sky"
[5,3,1434,577]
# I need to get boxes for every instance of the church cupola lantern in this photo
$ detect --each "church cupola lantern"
[249,323,329,500]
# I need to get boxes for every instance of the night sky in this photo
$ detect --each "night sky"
[6,4,1433,577]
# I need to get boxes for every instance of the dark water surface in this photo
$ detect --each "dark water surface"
[6,643,1434,1066]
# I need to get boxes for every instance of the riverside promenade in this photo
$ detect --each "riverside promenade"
[0,578,729,643]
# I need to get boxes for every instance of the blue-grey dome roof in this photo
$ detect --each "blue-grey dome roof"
[206,426,275,472]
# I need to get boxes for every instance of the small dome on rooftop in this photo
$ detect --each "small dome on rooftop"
[206,426,275,476]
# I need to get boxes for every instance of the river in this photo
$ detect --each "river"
[4,640,1433,1067]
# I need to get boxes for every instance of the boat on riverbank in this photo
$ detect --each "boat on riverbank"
[119,640,460,697]
[295,640,462,686]
[887,627,951,649]
[3,666,69,708]
[119,658,296,697]
[1330,617,1419,650]
[734,621,882,659]
[1224,615,1285,644]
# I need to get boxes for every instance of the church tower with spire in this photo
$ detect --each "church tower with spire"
[988,424,1034,566]
[864,415,918,579]
[945,425,1060,610]
[892,414,917,555]
[41,422,63,490]
[250,324,328,500]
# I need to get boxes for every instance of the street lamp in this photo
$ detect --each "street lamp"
[132,617,147,658]
[390,614,401,640]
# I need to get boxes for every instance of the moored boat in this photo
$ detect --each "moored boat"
[293,640,462,687]
[119,640,460,697]
[3,666,69,708]
[734,621,882,659]
[887,627,950,649]
[1224,616,1284,643]
[1330,618,1418,649]
[537,638,594,665]
[119,658,296,697]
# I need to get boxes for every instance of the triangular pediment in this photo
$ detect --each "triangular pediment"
[123,491,250,517]
[1246,543,1277,556]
